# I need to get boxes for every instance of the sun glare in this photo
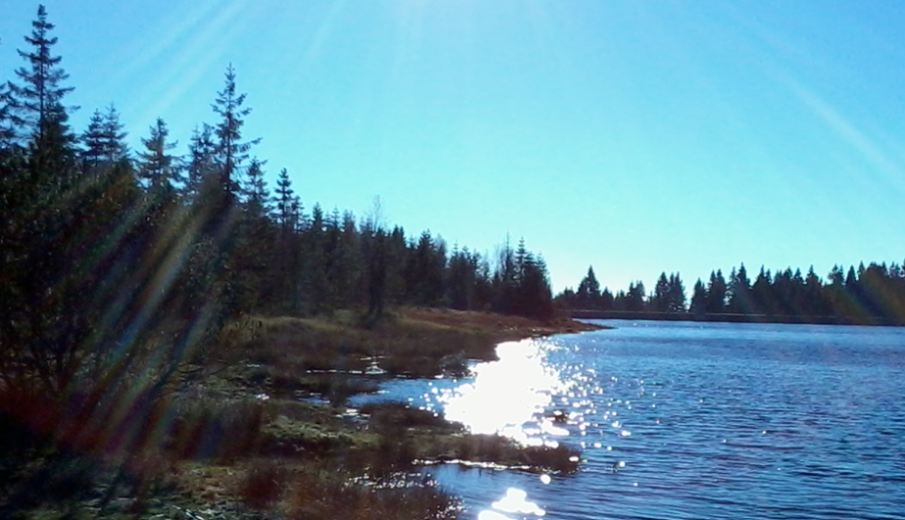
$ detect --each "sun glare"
[439,340,567,444]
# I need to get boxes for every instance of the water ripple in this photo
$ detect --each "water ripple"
[367,321,905,519]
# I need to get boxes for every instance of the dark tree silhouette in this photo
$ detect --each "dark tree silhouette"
[10,4,77,157]
[706,270,727,314]
[576,266,602,309]
[667,273,686,312]
[137,117,181,192]
[212,64,259,206]
[727,264,751,314]
[184,123,216,200]
[0,38,16,149]
[689,279,707,317]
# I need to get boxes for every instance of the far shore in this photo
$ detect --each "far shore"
[570,309,901,326]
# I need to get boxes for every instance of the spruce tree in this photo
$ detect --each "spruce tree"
[137,117,181,192]
[11,4,77,175]
[706,270,727,313]
[185,123,216,200]
[80,105,127,174]
[652,272,670,312]
[212,64,259,204]
[384,226,409,305]
[576,266,601,309]
[363,225,389,319]
[727,264,751,314]
[803,266,825,316]
[690,279,708,317]
[627,281,646,312]
[303,204,329,313]
[667,273,686,312]
[241,157,271,217]
[81,108,106,170]
[275,168,298,232]
[2,4,84,394]
[0,38,17,150]
[100,104,128,163]
[231,157,275,312]
[752,267,773,315]
[518,252,554,320]
[271,168,302,311]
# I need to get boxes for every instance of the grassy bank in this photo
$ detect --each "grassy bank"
[0,308,600,520]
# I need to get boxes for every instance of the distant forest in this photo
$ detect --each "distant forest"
[0,7,555,395]
[558,263,905,325]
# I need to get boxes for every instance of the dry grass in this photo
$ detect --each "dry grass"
[0,308,590,519]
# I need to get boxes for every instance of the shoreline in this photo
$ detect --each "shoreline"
[1,308,598,520]
[183,309,598,517]
[570,309,904,326]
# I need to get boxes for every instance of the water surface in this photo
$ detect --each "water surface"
[360,321,905,520]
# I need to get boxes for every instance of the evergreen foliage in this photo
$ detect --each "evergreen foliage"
[0,6,558,433]
[0,39,16,149]
[137,117,181,192]
[559,260,905,325]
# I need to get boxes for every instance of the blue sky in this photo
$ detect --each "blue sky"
[2,0,905,293]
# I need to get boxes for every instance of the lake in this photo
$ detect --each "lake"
[355,320,905,520]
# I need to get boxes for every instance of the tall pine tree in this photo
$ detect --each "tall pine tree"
[212,64,259,206]
[11,4,77,177]
[137,117,181,192]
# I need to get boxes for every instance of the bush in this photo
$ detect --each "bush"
[168,397,265,461]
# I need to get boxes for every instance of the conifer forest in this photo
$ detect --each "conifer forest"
[0,5,555,397]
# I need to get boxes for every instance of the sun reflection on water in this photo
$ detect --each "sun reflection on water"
[477,487,547,520]
[435,339,569,445]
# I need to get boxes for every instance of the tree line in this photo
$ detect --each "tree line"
[559,262,905,324]
[0,5,554,401]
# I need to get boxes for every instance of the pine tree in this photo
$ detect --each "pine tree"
[406,230,446,306]
[727,264,751,314]
[0,86,14,150]
[81,108,105,170]
[230,157,276,313]
[241,157,271,217]
[275,168,297,232]
[185,123,216,200]
[599,288,615,311]
[0,38,17,149]
[11,4,77,175]
[100,104,128,163]
[81,105,127,174]
[752,267,773,315]
[212,64,259,204]
[384,226,408,306]
[576,266,601,309]
[137,118,181,192]
[803,266,826,316]
[335,211,360,308]
[493,238,518,314]
[690,279,707,317]
[447,246,478,310]
[667,273,686,312]
[828,265,844,287]
[269,168,302,312]
[518,252,554,320]
[302,204,330,313]
[0,6,142,397]
[652,272,670,312]
[361,223,389,319]
[515,238,529,284]
[706,270,727,313]
[626,281,646,312]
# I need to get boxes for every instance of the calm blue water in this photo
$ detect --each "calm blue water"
[358,320,905,520]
